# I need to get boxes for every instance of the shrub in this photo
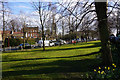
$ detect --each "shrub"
[26,38,35,45]
[4,38,23,47]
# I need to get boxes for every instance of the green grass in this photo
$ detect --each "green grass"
[2,41,101,79]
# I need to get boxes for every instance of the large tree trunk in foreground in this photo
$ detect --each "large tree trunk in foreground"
[95,1,112,65]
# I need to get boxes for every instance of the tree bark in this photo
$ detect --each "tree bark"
[42,25,45,51]
[95,1,113,65]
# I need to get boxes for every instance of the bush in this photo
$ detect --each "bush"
[26,38,35,45]
[4,38,23,47]
[61,32,77,41]
[4,38,36,47]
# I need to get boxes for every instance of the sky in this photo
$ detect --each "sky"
[6,0,119,15]
[8,2,34,15]
[0,0,119,34]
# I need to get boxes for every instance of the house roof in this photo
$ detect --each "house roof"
[0,31,10,34]
[13,32,22,34]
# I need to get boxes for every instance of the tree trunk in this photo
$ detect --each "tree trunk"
[95,1,112,65]
[62,21,64,36]
[23,27,25,49]
[42,25,45,51]
[38,1,45,51]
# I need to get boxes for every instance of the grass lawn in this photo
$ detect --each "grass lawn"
[2,41,101,79]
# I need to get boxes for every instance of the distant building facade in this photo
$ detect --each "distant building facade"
[21,27,39,38]
[0,30,23,38]
[0,26,39,39]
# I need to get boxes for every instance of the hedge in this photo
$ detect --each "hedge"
[4,38,36,47]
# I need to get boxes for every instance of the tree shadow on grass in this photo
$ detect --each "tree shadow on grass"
[32,42,101,52]
[33,45,100,52]
[3,58,101,78]
[3,51,100,62]
[2,42,102,78]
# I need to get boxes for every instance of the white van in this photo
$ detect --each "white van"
[38,40,49,47]
[38,40,55,47]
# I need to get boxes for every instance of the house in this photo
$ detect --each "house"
[1,31,11,38]
[12,32,23,38]
[21,27,39,38]
[0,26,39,39]
[0,30,23,38]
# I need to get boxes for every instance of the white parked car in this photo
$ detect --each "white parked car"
[38,40,55,47]
[38,40,49,47]
[49,41,55,46]
[93,38,97,41]
[60,40,67,44]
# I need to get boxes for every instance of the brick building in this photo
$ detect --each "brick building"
[0,30,23,38]
[0,26,39,39]
[21,27,39,38]
[12,32,23,38]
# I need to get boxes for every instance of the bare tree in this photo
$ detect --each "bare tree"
[1,2,5,51]
[18,12,29,48]
[7,19,19,32]
[0,1,11,51]
[32,1,50,51]
[57,0,120,65]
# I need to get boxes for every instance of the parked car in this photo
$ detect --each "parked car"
[19,43,31,49]
[49,41,55,46]
[0,48,3,51]
[38,40,50,47]
[31,45,36,48]
[54,41,61,46]
[60,40,66,44]
[93,38,97,41]
[51,40,66,46]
